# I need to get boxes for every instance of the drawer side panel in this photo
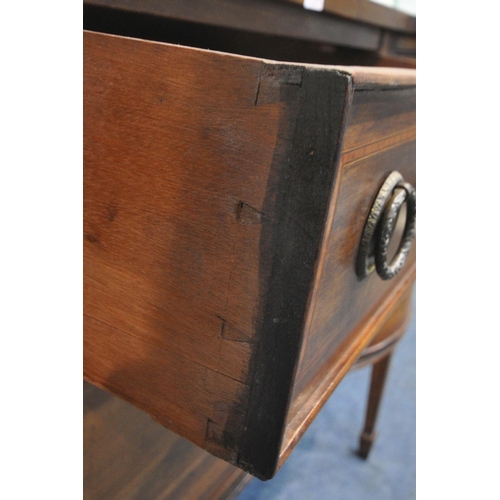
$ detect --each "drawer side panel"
[84,32,287,463]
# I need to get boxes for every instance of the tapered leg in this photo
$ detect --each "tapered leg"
[356,351,393,459]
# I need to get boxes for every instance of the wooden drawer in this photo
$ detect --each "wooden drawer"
[84,30,415,480]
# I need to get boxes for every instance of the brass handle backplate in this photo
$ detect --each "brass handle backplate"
[356,171,416,281]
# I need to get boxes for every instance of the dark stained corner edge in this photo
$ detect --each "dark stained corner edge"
[236,64,353,480]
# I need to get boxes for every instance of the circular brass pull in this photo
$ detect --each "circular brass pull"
[356,171,416,281]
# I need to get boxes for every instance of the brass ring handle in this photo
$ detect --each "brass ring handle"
[356,171,416,281]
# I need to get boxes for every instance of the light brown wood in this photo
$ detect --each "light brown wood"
[84,29,415,479]
[84,29,266,460]
[84,30,353,477]
[84,381,251,500]
[332,66,416,89]
[83,30,283,464]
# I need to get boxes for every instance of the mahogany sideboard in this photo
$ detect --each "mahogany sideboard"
[83,0,416,496]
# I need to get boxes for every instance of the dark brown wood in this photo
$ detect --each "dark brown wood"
[238,62,350,479]
[84,30,415,480]
[356,353,392,459]
[279,71,415,467]
[286,91,416,412]
[379,30,416,59]
[84,381,251,500]
[279,273,415,467]
[284,0,416,68]
[84,0,380,51]
[83,0,414,69]
[353,285,413,370]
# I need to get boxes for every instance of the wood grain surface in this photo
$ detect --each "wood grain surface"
[280,75,416,465]
[84,0,414,69]
[84,31,352,479]
[296,87,416,389]
[84,381,251,500]
[84,0,380,51]
[352,285,414,370]
[84,30,415,479]
[84,31,273,466]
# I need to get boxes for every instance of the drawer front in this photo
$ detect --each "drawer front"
[282,83,416,460]
[84,30,415,480]
[300,141,416,385]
